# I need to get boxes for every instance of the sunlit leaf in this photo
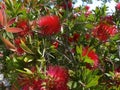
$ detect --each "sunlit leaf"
[16,69,33,75]
[20,40,34,54]
[76,45,82,54]
[24,68,33,74]
[84,56,94,65]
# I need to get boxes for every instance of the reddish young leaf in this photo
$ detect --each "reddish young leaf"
[0,24,3,28]
[0,9,4,26]
[6,27,23,33]
[0,36,16,51]
[7,18,16,26]
[0,8,7,27]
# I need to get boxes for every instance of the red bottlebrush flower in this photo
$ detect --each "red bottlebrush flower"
[62,1,72,10]
[68,33,80,43]
[17,20,30,36]
[52,41,59,49]
[85,33,90,40]
[92,23,117,42]
[30,66,37,73]
[82,47,99,70]
[17,75,30,87]
[85,5,90,11]
[18,74,44,90]
[115,66,120,73]
[85,11,92,17]
[22,79,43,90]
[73,33,80,42]
[101,15,114,25]
[33,79,44,90]
[46,66,69,90]
[16,47,24,55]
[14,38,21,45]
[14,38,25,55]
[37,15,61,35]
[68,37,74,42]
[116,2,120,10]
[22,84,34,90]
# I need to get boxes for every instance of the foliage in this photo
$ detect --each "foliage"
[0,0,120,90]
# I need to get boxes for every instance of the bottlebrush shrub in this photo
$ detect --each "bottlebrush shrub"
[37,15,61,35]
[82,47,99,70]
[0,0,120,90]
[92,22,117,42]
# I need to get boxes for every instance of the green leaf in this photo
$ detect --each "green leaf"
[87,14,95,21]
[84,56,94,65]
[24,68,33,74]
[68,81,78,89]
[24,55,33,62]
[79,14,86,22]
[16,68,33,75]
[86,76,100,88]
[76,45,82,55]
[20,40,34,54]
[105,71,115,77]
[6,32,14,39]
[111,33,120,41]
[85,23,93,29]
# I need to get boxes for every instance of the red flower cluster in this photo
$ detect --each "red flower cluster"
[46,66,69,90]
[92,23,117,41]
[17,20,30,36]
[84,5,91,17]
[17,67,44,90]
[85,33,90,40]
[85,5,90,11]
[82,47,99,70]
[37,15,61,36]
[19,66,69,90]
[101,15,114,25]
[68,33,80,42]
[85,11,92,17]
[22,79,44,90]
[14,38,25,55]
[116,2,120,10]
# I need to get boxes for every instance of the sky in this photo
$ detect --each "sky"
[74,0,117,14]
[0,0,117,14]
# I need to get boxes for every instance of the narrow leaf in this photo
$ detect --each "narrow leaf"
[76,45,82,54]
[0,24,3,28]
[16,69,33,75]
[86,76,100,88]
[0,9,4,26]
[0,8,7,26]
[24,68,33,74]
[6,27,22,33]
[20,40,34,54]
[0,36,16,51]
[84,56,94,65]
[7,18,16,26]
